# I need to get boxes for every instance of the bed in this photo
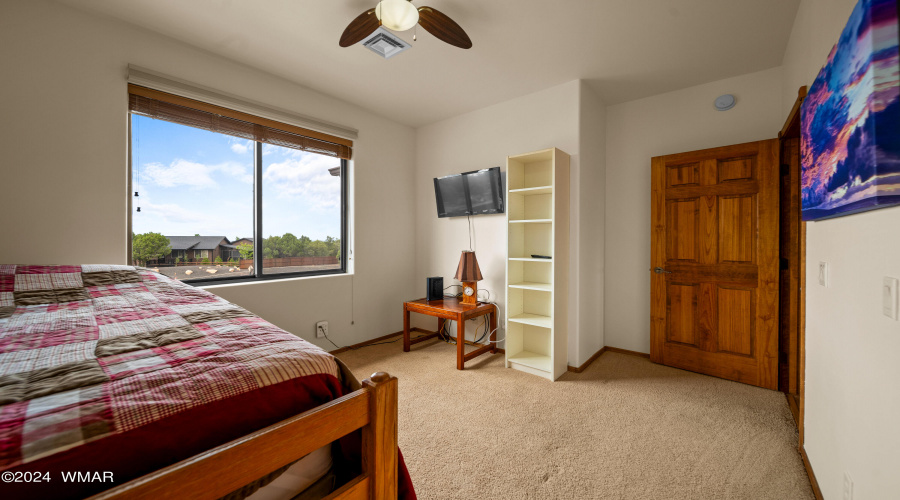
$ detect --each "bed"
[0,264,414,499]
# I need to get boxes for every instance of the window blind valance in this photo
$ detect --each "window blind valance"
[128,84,352,160]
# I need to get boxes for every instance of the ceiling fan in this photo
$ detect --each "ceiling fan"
[339,0,472,50]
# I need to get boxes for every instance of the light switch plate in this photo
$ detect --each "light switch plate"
[884,277,898,320]
[818,262,829,287]
[843,471,853,500]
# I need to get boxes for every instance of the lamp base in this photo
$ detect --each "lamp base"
[461,281,478,305]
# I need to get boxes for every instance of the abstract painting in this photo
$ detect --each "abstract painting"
[801,0,900,220]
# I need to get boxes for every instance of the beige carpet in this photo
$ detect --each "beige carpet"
[336,336,814,500]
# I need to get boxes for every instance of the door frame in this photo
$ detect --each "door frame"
[778,86,807,447]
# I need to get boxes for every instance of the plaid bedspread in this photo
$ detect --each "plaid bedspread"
[0,264,340,472]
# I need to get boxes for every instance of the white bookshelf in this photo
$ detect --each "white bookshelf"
[505,148,569,381]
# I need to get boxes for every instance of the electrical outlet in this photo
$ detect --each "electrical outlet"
[843,472,853,500]
[316,321,328,338]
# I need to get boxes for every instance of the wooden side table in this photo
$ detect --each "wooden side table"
[403,297,498,370]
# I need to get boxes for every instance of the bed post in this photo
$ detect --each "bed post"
[361,372,398,499]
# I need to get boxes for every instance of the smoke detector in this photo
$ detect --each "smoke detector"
[361,26,411,59]
[714,94,736,111]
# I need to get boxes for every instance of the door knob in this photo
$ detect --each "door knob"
[653,267,672,274]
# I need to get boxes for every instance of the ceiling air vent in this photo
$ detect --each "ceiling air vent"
[361,27,411,59]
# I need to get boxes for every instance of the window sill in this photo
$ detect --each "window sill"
[195,269,350,290]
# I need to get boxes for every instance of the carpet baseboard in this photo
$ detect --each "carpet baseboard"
[338,332,649,373]
[567,347,607,373]
[330,329,505,355]
[567,346,651,373]
[800,446,823,500]
[329,331,403,354]
[604,346,651,359]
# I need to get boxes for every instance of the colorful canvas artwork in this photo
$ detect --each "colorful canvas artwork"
[801,0,900,220]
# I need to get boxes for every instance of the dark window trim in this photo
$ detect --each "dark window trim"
[129,111,348,287]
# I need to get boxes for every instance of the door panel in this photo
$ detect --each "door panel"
[718,195,755,263]
[667,163,700,187]
[666,199,699,261]
[666,283,698,346]
[717,286,755,356]
[718,156,755,182]
[651,140,779,390]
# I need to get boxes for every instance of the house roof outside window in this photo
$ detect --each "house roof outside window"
[166,236,232,251]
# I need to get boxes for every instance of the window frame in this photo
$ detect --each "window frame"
[127,114,349,287]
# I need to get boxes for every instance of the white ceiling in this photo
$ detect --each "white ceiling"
[58,0,801,127]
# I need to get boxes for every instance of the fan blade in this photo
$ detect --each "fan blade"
[339,8,379,47]
[417,6,472,49]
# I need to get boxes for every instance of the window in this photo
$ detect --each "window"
[129,84,351,284]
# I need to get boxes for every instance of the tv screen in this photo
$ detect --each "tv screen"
[434,167,504,218]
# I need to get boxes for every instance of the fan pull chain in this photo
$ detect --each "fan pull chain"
[413,24,417,42]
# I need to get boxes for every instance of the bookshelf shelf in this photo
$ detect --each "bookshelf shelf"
[508,281,552,292]
[508,313,553,328]
[509,186,553,195]
[508,219,552,224]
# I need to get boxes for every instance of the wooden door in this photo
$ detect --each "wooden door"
[650,140,780,390]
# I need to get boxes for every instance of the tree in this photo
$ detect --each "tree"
[132,233,171,266]
[263,235,282,259]
[324,236,340,258]
[308,240,328,257]
[237,243,253,260]
[280,233,301,257]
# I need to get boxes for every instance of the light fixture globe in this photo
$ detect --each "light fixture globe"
[375,0,419,31]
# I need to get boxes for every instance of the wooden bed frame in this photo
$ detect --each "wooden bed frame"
[89,372,399,500]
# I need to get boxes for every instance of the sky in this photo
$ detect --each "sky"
[131,114,342,242]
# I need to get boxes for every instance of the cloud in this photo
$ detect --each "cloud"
[135,198,253,238]
[141,159,253,189]
[140,201,206,224]
[230,139,252,155]
[263,153,341,210]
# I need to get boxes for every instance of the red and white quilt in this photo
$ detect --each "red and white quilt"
[0,265,345,498]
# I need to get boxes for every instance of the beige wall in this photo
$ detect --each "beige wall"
[413,80,607,367]
[782,0,900,497]
[414,80,608,366]
[604,66,785,353]
[577,82,607,361]
[0,0,418,351]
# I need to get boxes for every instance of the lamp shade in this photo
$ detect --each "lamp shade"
[375,0,419,32]
[454,251,483,282]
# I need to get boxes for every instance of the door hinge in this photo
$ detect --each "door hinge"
[780,257,789,270]
[780,164,790,176]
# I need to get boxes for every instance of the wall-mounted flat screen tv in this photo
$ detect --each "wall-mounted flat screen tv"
[434,167,504,218]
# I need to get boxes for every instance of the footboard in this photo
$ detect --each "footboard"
[89,372,399,500]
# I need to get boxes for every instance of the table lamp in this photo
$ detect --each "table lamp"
[454,250,483,305]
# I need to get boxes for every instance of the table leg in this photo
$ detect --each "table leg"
[490,306,498,354]
[403,306,411,352]
[456,314,465,370]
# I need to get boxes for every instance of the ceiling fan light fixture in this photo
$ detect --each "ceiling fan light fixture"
[375,0,419,32]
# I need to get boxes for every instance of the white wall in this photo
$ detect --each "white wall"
[577,82,607,362]
[782,0,900,497]
[604,67,785,353]
[0,0,418,351]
